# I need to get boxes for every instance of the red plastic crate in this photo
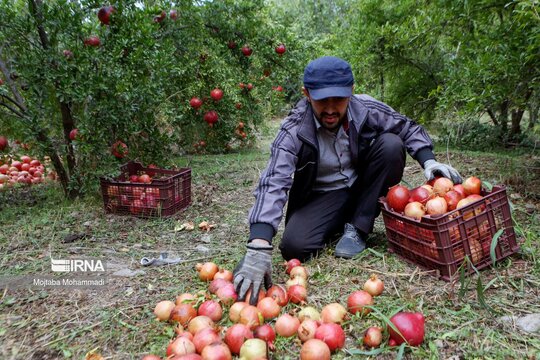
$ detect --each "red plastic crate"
[100,162,191,218]
[379,185,519,281]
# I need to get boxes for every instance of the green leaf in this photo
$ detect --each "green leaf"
[476,275,493,313]
[490,229,503,265]
[458,258,468,301]
[366,305,407,342]
[366,247,385,258]
[396,342,406,360]
[482,180,493,192]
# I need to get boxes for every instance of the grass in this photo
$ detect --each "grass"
[1,119,539,359]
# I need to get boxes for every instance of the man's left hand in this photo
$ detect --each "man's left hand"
[423,159,462,184]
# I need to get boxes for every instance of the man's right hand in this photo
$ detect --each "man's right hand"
[233,241,273,305]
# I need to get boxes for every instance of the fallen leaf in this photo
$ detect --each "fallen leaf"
[85,351,104,360]
[198,221,216,232]
[174,221,195,232]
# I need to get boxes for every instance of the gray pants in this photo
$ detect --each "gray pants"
[279,133,406,261]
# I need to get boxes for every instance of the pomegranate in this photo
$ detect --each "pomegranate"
[239,338,267,360]
[425,196,448,216]
[213,269,233,282]
[187,316,214,335]
[320,303,347,324]
[300,339,331,360]
[153,11,166,23]
[167,336,196,357]
[154,300,175,321]
[409,186,431,204]
[286,276,307,289]
[297,319,319,342]
[420,184,434,198]
[139,174,152,183]
[444,190,463,211]
[170,304,197,326]
[241,46,253,56]
[404,201,426,220]
[275,313,300,337]
[314,323,345,352]
[256,297,281,320]
[189,97,203,109]
[275,44,286,54]
[193,328,221,354]
[97,5,115,25]
[216,283,237,305]
[239,305,263,330]
[297,306,320,322]
[287,285,307,304]
[84,35,100,47]
[386,185,410,212]
[197,300,223,322]
[170,9,178,20]
[111,140,128,158]
[208,278,230,294]
[253,324,275,349]
[453,184,467,198]
[210,88,224,101]
[200,342,231,360]
[433,177,454,196]
[266,284,288,306]
[285,258,301,274]
[229,301,249,323]
[69,129,78,141]
[195,262,219,281]
[347,290,373,315]
[203,110,218,126]
[289,265,308,280]
[388,311,425,346]
[0,136,8,151]
[363,326,383,348]
[224,324,253,354]
[462,176,482,195]
[363,274,384,296]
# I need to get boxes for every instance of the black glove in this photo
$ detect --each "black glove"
[233,243,273,305]
[423,159,462,184]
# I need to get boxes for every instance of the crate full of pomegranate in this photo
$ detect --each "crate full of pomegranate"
[100,161,191,218]
[379,176,519,281]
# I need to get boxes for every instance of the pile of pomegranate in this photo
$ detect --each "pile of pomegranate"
[385,176,483,220]
[104,164,184,215]
[0,155,56,190]
[144,260,425,359]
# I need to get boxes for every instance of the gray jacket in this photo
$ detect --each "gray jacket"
[248,94,435,243]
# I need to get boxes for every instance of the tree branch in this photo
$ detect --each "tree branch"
[0,101,25,118]
[29,0,50,50]
[0,51,27,111]
[0,93,26,113]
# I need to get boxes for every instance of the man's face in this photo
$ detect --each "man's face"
[303,88,350,132]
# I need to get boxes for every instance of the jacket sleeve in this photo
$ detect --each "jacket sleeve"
[361,95,435,165]
[248,124,299,243]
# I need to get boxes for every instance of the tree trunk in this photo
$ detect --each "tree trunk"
[29,0,79,199]
[486,107,499,125]
[511,109,523,136]
[529,101,538,130]
[499,100,509,135]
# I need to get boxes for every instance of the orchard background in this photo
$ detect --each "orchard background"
[0,0,539,359]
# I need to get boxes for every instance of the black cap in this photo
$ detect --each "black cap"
[303,56,354,100]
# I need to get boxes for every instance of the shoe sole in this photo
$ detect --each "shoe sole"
[334,251,356,259]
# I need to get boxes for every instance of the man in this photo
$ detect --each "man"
[233,56,461,304]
